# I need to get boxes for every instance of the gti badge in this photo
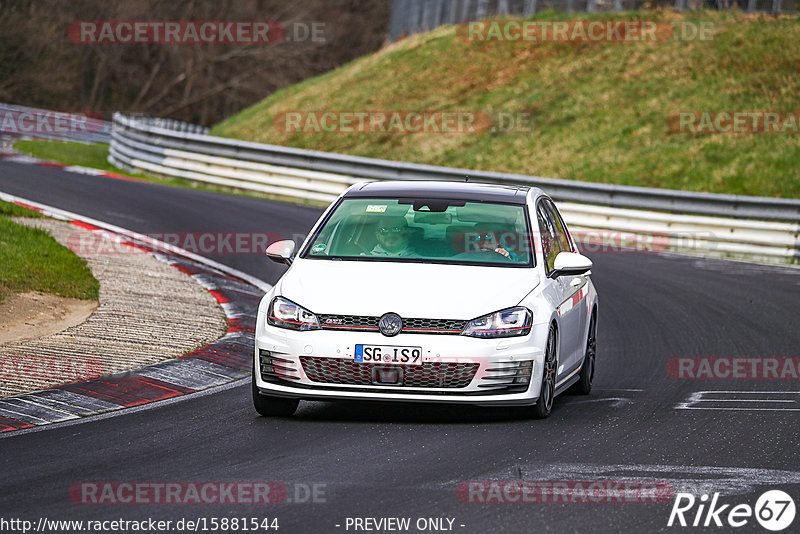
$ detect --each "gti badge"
[378,313,403,337]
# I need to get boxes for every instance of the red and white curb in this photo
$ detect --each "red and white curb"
[0,192,269,433]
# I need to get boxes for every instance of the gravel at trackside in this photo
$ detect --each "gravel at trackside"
[0,218,228,397]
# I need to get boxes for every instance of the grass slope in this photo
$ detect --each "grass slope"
[212,10,800,198]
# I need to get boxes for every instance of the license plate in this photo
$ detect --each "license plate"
[355,345,422,366]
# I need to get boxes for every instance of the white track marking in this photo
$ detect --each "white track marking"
[679,407,800,411]
[561,397,632,407]
[436,463,800,497]
[0,191,273,293]
[676,390,800,411]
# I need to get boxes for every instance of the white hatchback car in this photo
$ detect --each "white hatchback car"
[254,181,598,418]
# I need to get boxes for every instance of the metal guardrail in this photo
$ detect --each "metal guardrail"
[111,113,800,222]
[0,103,111,144]
[109,113,799,263]
[109,114,357,202]
[560,203,799,262]
[125,114,210,136]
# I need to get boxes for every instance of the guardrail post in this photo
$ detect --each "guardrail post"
[410,0,422,35]
[461,0,472,21]
[795,223,800,263]
[434,0,445,27]
[389,0,407,40]
[523,0,537,15]
[422,0,432,30]
[476,0,489,19]
[446,0,458,24]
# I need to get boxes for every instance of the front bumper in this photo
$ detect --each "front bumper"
[254,321,550,406]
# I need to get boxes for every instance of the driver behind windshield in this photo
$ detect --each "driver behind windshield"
[370,216,419,257]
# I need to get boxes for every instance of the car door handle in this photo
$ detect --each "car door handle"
[570,278,583,287]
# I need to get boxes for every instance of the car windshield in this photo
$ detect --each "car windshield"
[302,197,533,267]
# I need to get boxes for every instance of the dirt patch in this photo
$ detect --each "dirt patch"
[0,290,98,345]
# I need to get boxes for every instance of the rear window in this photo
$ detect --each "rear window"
[301,198,533,267]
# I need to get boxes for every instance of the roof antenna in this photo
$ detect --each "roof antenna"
[464,175,469,182]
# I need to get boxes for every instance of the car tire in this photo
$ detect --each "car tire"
[252,368,299,417]
[531,325,557,419]
[570,313,596,396]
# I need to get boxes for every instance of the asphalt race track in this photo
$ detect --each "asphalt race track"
[1,160,799,533]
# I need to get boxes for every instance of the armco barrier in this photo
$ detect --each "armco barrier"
[109,113,799,263]
[0,103,111,144]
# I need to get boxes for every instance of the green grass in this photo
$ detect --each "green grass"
[212,10,800,199]
[13,139,151,178]
[0,199,42,218]
[13,140,120,173]
[0,201,99,302]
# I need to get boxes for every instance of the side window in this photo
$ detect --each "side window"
[537,204,561,273]
[544,199,573,254]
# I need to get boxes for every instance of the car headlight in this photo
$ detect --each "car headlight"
[462,307,532,338]
[266,297,320,331]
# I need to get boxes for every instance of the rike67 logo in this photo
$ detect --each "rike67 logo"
[668,490,796,531]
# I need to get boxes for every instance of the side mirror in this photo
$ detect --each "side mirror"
[551,251,592,278]
[265,240,296,266]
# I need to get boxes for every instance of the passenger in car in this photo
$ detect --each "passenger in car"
[473,228,518,261]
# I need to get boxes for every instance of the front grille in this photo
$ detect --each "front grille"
[300,357,478,388]
[317,314,466,335]
[402,318,465,334]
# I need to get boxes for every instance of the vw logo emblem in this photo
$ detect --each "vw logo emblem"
[378,313,403,337]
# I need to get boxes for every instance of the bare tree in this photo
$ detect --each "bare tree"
[0,0,391,125]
